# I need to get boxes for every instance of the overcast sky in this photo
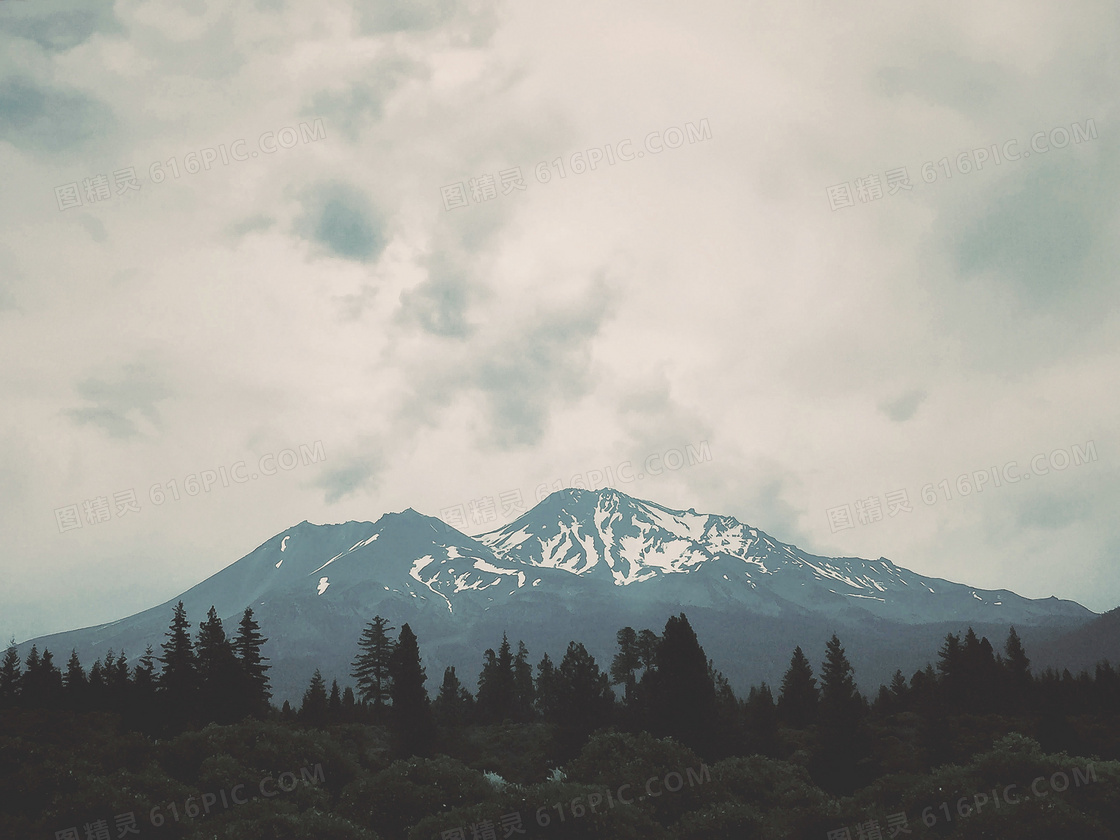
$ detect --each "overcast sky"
[2,0,1117,644]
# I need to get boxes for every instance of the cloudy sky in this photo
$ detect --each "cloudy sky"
[1,0,1117,644]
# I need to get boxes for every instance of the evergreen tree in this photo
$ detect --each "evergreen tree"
[549,642,615,758]
[476,635,516,723]
[63,649,87,709]
[636,629,660,669]
[1004,626,1032,707]
[328,680,342,723]
[745,683,780,757]
[105,649,131,712]
[158,601,197,724]
[513,641,536,721]
[233,608,271,716]
[0,640,20,706]
[196,607,241,724]
[24,648,64,708]
[778,646,819,727]
[433,666,473,727]
[639,614,718,756]
[610,627,641,703]
[387,624,433,757]
[342,686,357,722]
[535,653,559,719]
[815,635,865,794]
[300,669,329,726]
[351,616,396,714]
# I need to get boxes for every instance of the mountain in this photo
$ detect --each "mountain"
[18,488,1097,704]
[1032,606,1120,673]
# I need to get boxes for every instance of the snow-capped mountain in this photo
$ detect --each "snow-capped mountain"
[19,489,1096,703]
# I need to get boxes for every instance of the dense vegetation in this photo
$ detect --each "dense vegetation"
[2,605,1118,838]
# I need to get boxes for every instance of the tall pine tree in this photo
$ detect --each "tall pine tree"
[158,601,197,727]
[778,646,818,727]
[814,635,865,794]
[233,607,271,716]
[387,624,433,757]
[196,607,241,724]
[351,616,396,715]
[0,640,20,707]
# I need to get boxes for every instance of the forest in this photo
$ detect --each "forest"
[1,604,1118,839]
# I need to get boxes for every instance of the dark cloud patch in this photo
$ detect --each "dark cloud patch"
[398,252,476,337]
[3,3,121,52]
[880,389,925,422]
[1015,491,1091,530]
[66,364,170,439]
[354,0,457,34]
[952,131,1118,307]
[0,76,114,154]
[307,58,424,141]
[474,280,615,447]
[295,182,385,263]
[228,214,275,238]
[316,454,383,503]
[875,50,1012,114]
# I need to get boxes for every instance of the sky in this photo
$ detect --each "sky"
[1,0,1118,644]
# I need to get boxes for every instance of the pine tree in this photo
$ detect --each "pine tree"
[815,635,865,794]
[233,608,271,716]
[535,654,558,719]
[24,648,64,708]
[778,646,818,727]
[387,624,433,757]
[0,640,20,706]
[351,616,395,714]
[553,641,614,732]
[745,682,780,757]
[636,629,660,669]
[328,680,342,723]
[513,641,535,721]
[610,626,644,711]
[342,686,357,722]
[63,649,87,709]
[197,607,241,724]
[640,614,717,755]
[300,670,329,726]
[433,666,473,727]
[477,635,516,723]
[1004,626,1032,707]
[158,601,197,726]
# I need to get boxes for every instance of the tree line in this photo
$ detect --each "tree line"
[0,602,270,734]
[5,603,1118,795]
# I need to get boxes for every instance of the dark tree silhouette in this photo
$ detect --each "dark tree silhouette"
[197,607,242,724]
[299,669,329,726]
[433,666,473,727]
[233,607,271,716]
[352,616,395,715]
[387,624,433,757]
[640,613,718,756]
[814,634,866,794]
[158,601,197,726]
[0,640,20,706]
[778,645,818,727]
